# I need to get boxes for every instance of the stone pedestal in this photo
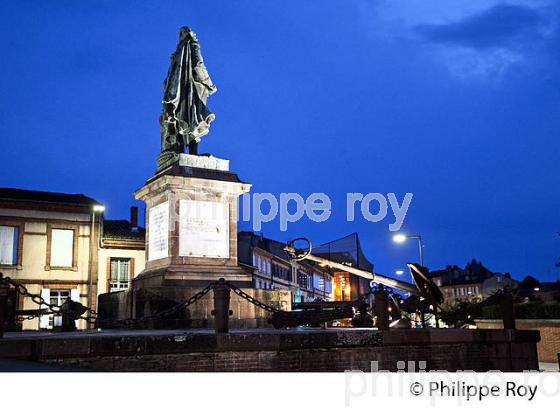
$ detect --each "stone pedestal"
[96,154,291,329]
[133,154,252,289]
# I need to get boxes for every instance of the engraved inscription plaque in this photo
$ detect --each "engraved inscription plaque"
[148,201,169,261]
[179,199,229,258]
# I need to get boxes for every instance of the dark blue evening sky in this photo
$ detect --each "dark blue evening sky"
[1,1,559,282]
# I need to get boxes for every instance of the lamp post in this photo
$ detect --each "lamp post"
[88,204,105,322]
[393,233,424,267]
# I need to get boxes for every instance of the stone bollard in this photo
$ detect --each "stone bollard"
[500,292,516,330]
[212,278,232,334]
[59,299,79,332]
[374,285,390,331]
[0,274,8,339]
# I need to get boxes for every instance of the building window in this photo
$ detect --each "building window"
[50,229,74,267]
[313,273,325,292]
[49,289,70,328]
[325,277,333,294]
[272,262,291,281]
[110,258,131,292]
[297,270,312,290]
[0,225,19,266]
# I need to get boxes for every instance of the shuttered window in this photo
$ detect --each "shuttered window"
[50,229,74,267]
[110,258,131,291]
[0,226,18,265]
[40,289,80,329]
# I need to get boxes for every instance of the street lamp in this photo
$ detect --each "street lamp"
[393,233,424,267]
[88,204,105,322]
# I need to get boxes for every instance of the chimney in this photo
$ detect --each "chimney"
[130,206,138,229]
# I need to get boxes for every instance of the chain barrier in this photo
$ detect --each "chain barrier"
[96,281,218,328]
[0,273,98,323]
[1,273,288,329]
[226,282,280,313]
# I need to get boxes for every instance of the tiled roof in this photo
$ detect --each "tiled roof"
[0,187,102,207]
[103,219,145,242]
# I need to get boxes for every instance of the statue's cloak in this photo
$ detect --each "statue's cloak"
[161,27,217,150]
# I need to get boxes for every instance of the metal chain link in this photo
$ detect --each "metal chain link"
[226,282,280,313]
[2,274,62,314]
[96,281,218,328]
[2,273,283,327]
[0,274,98,322]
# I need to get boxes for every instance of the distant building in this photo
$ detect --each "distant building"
[518,280,560,303]
[238,232,376,304]
[0,188,103,330]
[430,260,517,304]
[0,187,150,330]
[98,206,146,294]
[238,231,334,302]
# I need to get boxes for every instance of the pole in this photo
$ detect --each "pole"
[0,274,8,338]
[500,292,516,330]
[88,212,95,321]
[374,285,390,330]
[212,278,231,333]
[417,236,424,267]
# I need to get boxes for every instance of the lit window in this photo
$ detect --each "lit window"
[313,274,325,291]
[39,288,77,329]
[325,277,333,294]
[0,225,19,266]
[51,229,74,267]
[49,289,70,328]
[110,258,131,292]
[297,270,312,290]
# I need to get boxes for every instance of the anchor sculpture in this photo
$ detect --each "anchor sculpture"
[274,238,444,329]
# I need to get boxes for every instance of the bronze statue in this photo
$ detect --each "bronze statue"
[159,27,217,160]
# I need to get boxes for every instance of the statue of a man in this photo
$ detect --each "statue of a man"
[159,27,217,157]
